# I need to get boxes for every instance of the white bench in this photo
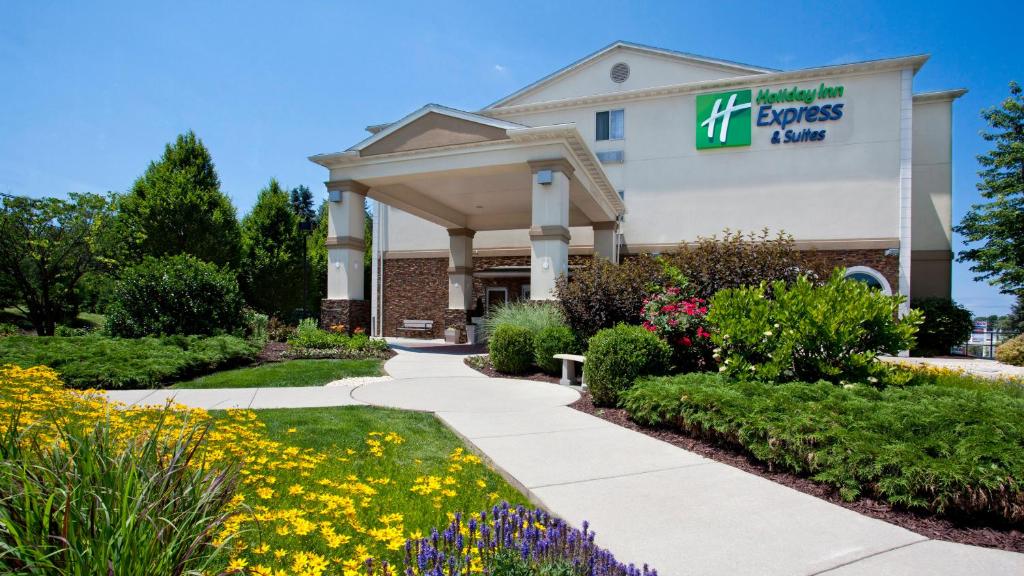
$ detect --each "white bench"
[397,319,434,337]
[553,353,586,388]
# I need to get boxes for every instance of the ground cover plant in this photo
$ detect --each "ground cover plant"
[174,358,383,389]
[708,270,921,384]
[621,372,1024,524]
[0,334,259,389]
[0,364,531,575]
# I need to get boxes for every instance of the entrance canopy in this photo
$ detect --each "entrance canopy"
[310,104,624,230]
[310,104,625,335]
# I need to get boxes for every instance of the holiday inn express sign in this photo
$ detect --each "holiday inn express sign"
[696,83,846,149]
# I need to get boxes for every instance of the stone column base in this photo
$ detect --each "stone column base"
[321,299,371,334]
[444,309,470,344]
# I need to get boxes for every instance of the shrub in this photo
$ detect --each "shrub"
[0,410,239,574]
[586,324,671,406]
[910,297,973,356]
[641,270,713,371]
[489,324,535,374]
[0,322,18,337]
[621,375,1024,522]
[285,317,390,359]
[664,228,828,299]
[0,334,258,389]
[555,255,666,340]
[481,300,565,339]
[106,254,245,338]
[407,503,657,576]
[267,316,296,342]
[708,270,921,384]
[534,325,579,375]
[996,334,1024,366]
[244,308,269,345]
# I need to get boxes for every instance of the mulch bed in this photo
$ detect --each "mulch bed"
[569,391,1024,553]
[464,355,560,384]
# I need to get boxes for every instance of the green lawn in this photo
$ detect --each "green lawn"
[210,405,527,571]
[173,358,382,389]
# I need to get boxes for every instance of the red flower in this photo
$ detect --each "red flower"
[676,336,693,347]
[696,327,710,339]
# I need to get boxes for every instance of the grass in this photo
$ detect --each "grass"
[212,405,528,571]
[0,334,259,389]
[174,359,383,389]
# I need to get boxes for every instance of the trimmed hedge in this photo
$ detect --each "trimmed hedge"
[586,324,671,406]
[0,334,258,389]
[621,375,1024,522]
[533,325,578,375]
[489,325,534,375]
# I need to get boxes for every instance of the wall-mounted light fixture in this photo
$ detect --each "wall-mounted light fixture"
[536,170,553,186]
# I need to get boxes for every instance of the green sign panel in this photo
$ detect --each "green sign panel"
[695,89,752,149]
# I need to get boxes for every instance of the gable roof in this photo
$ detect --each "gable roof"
[484,40,777,110]
[347,104,526,152]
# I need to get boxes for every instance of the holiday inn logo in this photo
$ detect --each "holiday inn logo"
[696,89,752,149]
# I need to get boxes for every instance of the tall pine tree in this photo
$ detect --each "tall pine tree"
[240,179,304,317]
[118,131,241,267]
[956,82,1024,295]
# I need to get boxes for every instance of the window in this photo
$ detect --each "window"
[844,266,892,295]
[596,109,624,141]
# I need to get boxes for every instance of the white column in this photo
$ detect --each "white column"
[898,67,913,319]
[326,180,367,300]
[592,221,617,261]
[448,229,474,310]
[528,159,572,300]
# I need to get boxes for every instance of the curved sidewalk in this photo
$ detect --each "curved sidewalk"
[105,341,1024,575]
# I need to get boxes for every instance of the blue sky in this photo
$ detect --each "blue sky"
[2,1,1021,315]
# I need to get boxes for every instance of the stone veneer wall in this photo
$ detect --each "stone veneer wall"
[320,299,371,333]
[379,249,899,337]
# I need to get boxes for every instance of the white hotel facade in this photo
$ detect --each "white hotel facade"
[310,42,964,338]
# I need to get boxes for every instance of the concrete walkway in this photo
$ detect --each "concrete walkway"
[105,340,1024,575]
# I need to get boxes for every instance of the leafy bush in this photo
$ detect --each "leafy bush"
[910,297,973,356]
[0,322,17,337]
[106,254,245,337]
[285,318,390,359]
[481,300,565,339]
[267,316,296,342]
[555,255,666,340]
[407,503,657,576]
[244,308,269,345]
[996,334,1024,366]
[586,324,671,406]
[708,270,921,384]
[621,375,1024,522]
[0,410,239,574]
[489,324,535,374]
[664,229,827,299]
[0,334,258,389]
[533,325,579,375]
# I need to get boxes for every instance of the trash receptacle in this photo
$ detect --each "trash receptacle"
[466,325,476,345]
[444,327,459,344]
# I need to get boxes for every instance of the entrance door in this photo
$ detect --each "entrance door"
[485,287,508,313]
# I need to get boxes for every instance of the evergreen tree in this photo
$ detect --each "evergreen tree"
[1008,295,1024,332]
[955,82,1024,295]
[289,185,316,225]
[118,131,241,267]
[239,179,304,317]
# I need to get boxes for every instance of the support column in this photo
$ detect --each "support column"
[446,228,474,342]
[321,179,370,332]
[592,221,617,262]
[528,159,572,300]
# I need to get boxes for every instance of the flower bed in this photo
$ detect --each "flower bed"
[2,365,655,574]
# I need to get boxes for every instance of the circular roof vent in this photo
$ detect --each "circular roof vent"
[610,62,630,83]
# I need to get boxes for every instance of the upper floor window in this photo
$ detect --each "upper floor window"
[596,109,624,141]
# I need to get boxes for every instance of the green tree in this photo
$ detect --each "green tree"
[1008,296,1024,332]
[239,179,304,317]
[0,193,115,335]
[118,131,241,267]
[289,185,316,225]
[955,82,1024,295]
